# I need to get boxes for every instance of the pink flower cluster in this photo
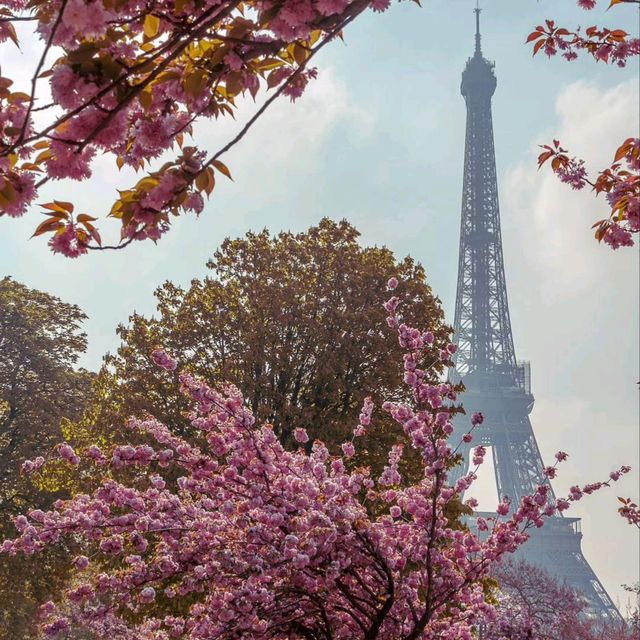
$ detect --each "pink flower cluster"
[21,456,45,474]
[0,169,36,218]
[1,0,399,253]
[354,396,374,437]
[529,16,640,68]
[150,349,178,371]
[603,222,634,250]
[47,223,88,259]
[556,157,587,190]
[539,137,639,250]
[618,497,640,528]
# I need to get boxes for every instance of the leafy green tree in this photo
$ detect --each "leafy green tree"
[0,277,91,640]
[73,219,452,478]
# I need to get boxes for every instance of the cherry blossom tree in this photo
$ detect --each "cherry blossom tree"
[0,0,405,256]
[485,560,589,640]
[2,0,635,256]
[1,281,628,639]
[527,0,639,249]
[484,559,636,640]
[621,582,640,635]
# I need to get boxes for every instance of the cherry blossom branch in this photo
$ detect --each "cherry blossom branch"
[617,497,640,528]
[16,0,69,148]
[537,138,639,249]
[527,2,639,251]
[1,0,399,256]
[78,1,368,253]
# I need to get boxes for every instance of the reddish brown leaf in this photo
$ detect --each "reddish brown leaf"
[31,217,64,238]
[76,214,98,223]
[213,159,233,181]
[39,203,71,218]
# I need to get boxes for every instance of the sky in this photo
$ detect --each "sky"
[1,0,639,612]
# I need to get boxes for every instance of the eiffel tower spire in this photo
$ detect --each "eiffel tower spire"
[450,9,623,621]
[474,3,482,55]
[452,9,518,385]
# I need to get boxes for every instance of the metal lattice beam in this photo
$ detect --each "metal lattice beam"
[450,10,623,622]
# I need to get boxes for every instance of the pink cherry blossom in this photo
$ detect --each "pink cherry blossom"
[150,349,177,371]
[1,282,627,639]
[556,157,587,189]
[471,412,484,426]
[604,223,634,250]
[341,441,355,458]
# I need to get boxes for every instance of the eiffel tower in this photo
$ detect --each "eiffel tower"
[450,8,622,621]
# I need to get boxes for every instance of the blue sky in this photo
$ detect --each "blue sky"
[1,0,638,609]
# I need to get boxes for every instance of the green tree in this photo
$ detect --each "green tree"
[74,219,452,478]
[0,277,91,640]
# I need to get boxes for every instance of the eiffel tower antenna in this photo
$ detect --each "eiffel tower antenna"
[449,7,623,621]
[474,1,481,54]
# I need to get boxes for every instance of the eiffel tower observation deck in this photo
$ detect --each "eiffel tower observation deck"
[450,7,623,621]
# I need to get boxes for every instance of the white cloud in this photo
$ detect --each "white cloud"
[498,79,639,609]
[192,66,375,191]
[502,79,638,303]
[0,66,374,369]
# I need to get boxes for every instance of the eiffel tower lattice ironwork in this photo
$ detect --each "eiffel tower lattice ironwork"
[450,8,623,622]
